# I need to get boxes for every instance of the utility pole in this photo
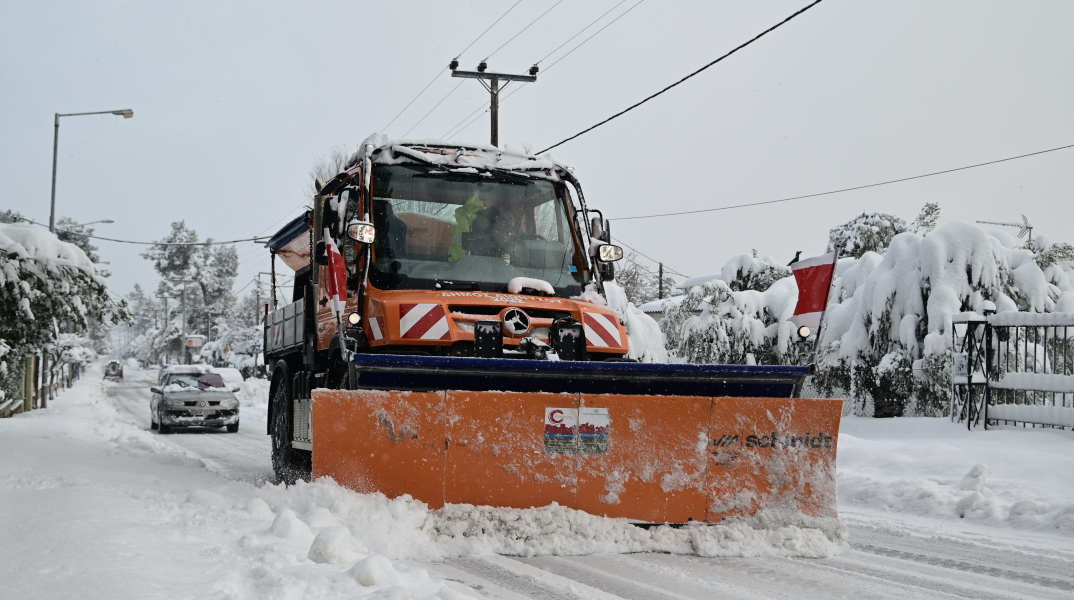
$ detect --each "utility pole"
[169,280,194,364]
[658,263,664,300]
[157,294,177,364]
[450,60,538,147]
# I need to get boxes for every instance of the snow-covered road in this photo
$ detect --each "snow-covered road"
[108,377,274,485]
[3,370,1073,599]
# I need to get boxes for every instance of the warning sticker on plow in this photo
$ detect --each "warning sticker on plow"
[544,407,610,454]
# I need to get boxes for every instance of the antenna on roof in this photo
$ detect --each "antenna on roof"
[976,214,1034,240]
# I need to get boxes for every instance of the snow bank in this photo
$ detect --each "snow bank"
[838,416,1074,533]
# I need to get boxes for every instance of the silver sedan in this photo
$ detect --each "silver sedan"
[150,369,240,433]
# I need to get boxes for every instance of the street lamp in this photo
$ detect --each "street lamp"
[50,109,134,232]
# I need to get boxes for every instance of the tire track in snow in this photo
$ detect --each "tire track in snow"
[444,556,589,600]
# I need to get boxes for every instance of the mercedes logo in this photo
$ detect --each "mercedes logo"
[502,308,531,336]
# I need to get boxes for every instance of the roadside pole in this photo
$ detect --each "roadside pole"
[450,60,537,146]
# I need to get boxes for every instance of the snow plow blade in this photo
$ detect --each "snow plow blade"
[312,354,841,524]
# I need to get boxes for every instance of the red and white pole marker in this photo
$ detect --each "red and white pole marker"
[790,251,838,340]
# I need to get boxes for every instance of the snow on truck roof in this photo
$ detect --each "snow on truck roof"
[356,133,571,180]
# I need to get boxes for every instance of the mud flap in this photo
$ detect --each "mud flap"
[311,390,841,523]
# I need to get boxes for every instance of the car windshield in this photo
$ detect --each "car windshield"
[352,164,586,294]
[166,373,226,390]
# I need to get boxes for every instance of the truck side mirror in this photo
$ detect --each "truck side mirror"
[596,244,623,262]
[347,220,376,244]
[314,240,328,265]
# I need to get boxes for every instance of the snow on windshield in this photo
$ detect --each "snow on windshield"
[165,372,226,391]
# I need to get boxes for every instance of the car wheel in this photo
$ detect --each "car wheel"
[226,420,239,433]
[158,409,171,434]
[150,412,158,430]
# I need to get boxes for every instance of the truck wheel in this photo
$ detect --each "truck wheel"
[270,382,297,484]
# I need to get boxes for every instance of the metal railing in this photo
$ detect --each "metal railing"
[952,313,1074,430]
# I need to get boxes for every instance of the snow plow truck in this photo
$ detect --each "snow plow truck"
[263,134,842,524]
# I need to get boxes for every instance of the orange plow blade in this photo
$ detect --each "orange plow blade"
[312,390,842,523]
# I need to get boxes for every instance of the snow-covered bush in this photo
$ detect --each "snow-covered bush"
[818,222,1074,416]
[659,251,804,366]
[662,274,807,367]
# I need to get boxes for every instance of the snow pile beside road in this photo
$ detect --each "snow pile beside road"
[237,376,270,407]
[838,416,1074,533]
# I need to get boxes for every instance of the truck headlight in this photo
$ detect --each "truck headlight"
[347,220,376,244]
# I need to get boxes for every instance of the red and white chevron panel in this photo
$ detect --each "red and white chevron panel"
[366,316,386,341]
[399,304,450,340]
[583,312,623,349]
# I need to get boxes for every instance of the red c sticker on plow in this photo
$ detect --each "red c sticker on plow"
[544,407,610,454]
[583,313,623,348]
[399,304,450,340]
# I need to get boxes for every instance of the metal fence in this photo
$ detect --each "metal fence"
[951,312,1074,430]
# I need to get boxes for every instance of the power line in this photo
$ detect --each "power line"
[419,1,565,139]
[458,0,523,60]
[16,217,269,246]
[482,0,563,61]
[444,0,648,141]
[540,0,646,71]
[403,80,467,138]
[612,235,687,278]
[382,0,523,133]
[535,0,631,65]
[616,141,1074,221]
[537,0,825,154]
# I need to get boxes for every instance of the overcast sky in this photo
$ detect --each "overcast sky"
[3,0,1073,300]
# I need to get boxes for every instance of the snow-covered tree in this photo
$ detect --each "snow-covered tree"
[910,202,941,235]
[309,146,357,195]
[613,252,676,306]
[827,212,908,258]
[55,216,103,266]
[141,221,238,346]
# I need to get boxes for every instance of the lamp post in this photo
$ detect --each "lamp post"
[50,109,134,232]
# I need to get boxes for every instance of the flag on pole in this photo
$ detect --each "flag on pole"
[324,228,349,316]
[790,251,838,330]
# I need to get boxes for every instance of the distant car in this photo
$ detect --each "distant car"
[150,365,240,433]
[104,361,124,380]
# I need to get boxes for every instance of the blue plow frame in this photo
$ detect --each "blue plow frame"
[351,354,810,398]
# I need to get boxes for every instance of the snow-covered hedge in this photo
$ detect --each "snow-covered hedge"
[660,220,1074,418]
[0,223,126,395]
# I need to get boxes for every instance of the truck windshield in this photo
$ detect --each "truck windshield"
[363,164,586,294]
